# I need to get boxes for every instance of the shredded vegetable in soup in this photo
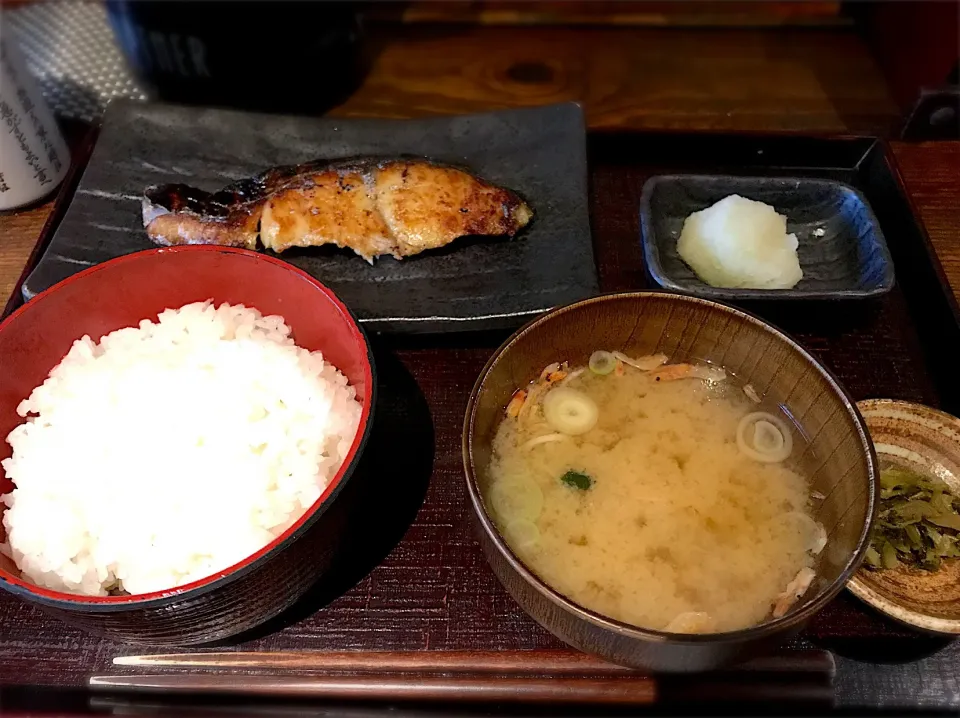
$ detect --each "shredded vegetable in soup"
[485,353,825,634]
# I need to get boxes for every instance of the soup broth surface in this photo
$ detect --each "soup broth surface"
[486,358,820,633]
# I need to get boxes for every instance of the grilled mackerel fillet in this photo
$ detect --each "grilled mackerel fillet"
[142,158,533,262]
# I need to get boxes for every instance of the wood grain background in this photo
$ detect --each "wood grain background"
[334,24,899,134]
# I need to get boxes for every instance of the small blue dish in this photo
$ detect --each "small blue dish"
[639,174,895,300]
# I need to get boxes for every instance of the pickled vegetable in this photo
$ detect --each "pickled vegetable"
[882,541,900,569]
[865,465,960,572]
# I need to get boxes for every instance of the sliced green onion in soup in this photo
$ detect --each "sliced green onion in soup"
[782,510,828,555]
[736,411,793,463]
[522,433,569,451]
[542,387,599,435]
[588,351,617,375]
[754,421,783,452]
[489,477,544,523]
[664,611,716,634]
[612,351,668,371]
[504,519,540,550]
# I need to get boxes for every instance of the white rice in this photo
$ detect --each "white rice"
[1,301,363,597]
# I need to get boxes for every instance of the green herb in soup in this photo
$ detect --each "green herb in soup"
[560,470,593,491]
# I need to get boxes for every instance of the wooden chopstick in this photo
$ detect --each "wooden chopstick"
[113,649,634,674]
[95,651,834,705]
[89,673,658,704]
[111,648,834,676]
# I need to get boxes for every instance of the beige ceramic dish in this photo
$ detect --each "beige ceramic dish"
[848,399,960,635]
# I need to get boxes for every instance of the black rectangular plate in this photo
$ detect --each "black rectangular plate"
[640,174,895,300]
[23,101,598,334]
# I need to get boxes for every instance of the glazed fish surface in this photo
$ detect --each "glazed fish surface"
[142,158,533,262]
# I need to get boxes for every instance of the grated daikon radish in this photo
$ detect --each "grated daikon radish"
[677,195,803,290]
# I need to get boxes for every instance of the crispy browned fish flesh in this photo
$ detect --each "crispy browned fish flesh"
[142,158,533,262]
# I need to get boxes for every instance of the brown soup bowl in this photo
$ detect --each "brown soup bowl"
[0,247,375,645]
[463,292,877,672]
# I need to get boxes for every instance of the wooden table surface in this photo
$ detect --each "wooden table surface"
[1,20,960,714]
[890,142,960,303]
[334,24,898,133]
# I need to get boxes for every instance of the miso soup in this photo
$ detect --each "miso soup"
[486,352,824,634]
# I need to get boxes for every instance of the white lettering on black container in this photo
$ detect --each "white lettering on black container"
[0,33,69,210]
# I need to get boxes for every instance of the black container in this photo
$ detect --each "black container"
[105,1,368,114]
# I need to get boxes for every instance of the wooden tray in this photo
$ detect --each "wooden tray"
[2,130,958,711]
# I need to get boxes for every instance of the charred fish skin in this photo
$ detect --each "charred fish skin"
[142,179,264,250]
[142,159,371,251]
[142,157,533,260]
